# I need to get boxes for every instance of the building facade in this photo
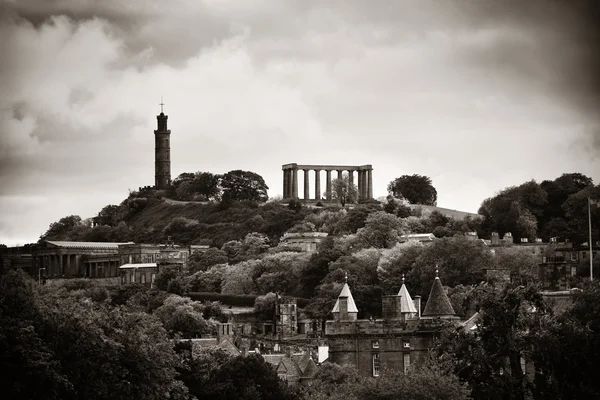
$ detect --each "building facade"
[325,274,460,377]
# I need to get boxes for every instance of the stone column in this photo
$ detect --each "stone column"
[292,168,298,199]
[361,170,368,200]
[348,170,354,187]
[314,170,321,200]
[283,169,288,199]
[358,170,363,201]
[58,254,64,276]
[66,254,71,276]
[326,170,332,201]
[304,169,310,200]
[368,168,373,200]
[337,170,344,181]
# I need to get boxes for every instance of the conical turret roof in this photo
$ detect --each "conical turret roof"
[331,282,358,313]
[397,283,418,313]
[422,276,456,317]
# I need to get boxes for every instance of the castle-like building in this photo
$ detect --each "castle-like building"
[154,104,171,189]
[324,272,460,376]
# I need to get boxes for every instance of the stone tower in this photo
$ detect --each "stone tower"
[154,104,171,189]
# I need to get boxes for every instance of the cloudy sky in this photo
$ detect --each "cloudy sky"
[1,0,599,246]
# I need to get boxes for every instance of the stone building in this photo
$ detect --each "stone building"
[1,239,206,285]
[325,273,460,377]
[281,163,374,202]
[33,240,133,282]
[539,241,600,290]
[279,232,328,252]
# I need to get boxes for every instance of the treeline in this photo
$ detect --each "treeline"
[479,172,600,244]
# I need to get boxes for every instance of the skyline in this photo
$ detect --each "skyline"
[1,0,600,246]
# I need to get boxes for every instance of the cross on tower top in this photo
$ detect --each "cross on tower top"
[159,96,165,113]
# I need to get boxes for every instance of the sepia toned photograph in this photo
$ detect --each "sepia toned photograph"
[1,1,599,399]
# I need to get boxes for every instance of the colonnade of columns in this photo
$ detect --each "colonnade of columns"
[282,164,374,202]
[37,254,119,278]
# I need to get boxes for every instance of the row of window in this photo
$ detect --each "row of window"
[372,340,410,349]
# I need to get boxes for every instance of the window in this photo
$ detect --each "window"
[141,273,146,284]
[403,353,411,373]
[403,341,411,349]
[372,340,379,349]
[373,353,380,377]
[583,252,587,259]
[520,357,527,374]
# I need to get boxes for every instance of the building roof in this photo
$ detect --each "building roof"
[119,263,157,269]
[460,312,480,332]
[331,283,358,313]
[422,276,456,317]
[397,283,418,313]
[45,240,134,249]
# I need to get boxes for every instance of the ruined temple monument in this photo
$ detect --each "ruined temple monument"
[154,99,172,189]
[281,163,374,202]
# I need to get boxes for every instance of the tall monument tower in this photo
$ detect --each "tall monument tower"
[154,99,171,189]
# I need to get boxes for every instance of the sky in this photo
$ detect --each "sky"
[1,0,599,246]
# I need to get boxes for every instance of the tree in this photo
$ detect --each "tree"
[201,354,298,400]
[154,295,210,338]
[435,282,547,400]
[39,215,87,242]
[388,174,437,206]
[331,174,358,207]
[220,170,269,203]
[254,292,278,320]
[355,211,405,249]
[188,248,228,273]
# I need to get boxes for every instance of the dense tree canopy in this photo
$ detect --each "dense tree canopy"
[479,173,599,244]
[388,174,437,206]
[220,170,269,203]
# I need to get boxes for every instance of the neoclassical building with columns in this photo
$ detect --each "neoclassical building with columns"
[282,163,374,202]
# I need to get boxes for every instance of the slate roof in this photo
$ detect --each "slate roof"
[397,283,418,313]
[45,240,134,249]
[331,283,359,313]
[422,277,456,317]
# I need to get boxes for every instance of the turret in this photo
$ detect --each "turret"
[422,267,457,319]
[332,273,358,321]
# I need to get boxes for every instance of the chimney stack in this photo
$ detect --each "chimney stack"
[413,296,422,318]
[491,232,500,246]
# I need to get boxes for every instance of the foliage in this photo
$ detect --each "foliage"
[220,170,269,203]
[254,292,278,320]
[355,211,405,249]
[154,268,183,292]
[39,215,89,242]
[188,248,228,273]
[0,270,187,400]
[388,174,438,206]
[154,295,210,338]
[479,174,599,244]
[172,171,222,201]
[435,281,547,400]
[331,174,358,207]
[288,198,303,212]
